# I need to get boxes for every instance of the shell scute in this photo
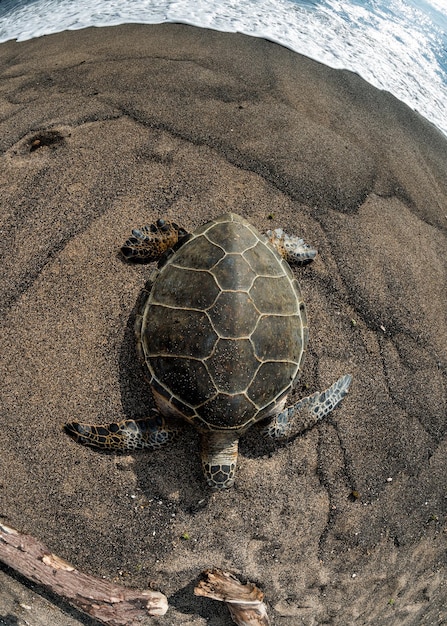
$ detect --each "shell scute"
[151,265,219,309]
[247,361,298,407]
[281,258,295,279]
[151,356,216,407]
[144,306,217,359]
[208,291,259,338]
[199,393,257,429]
[206,338,258,393]
[206,221,258,253]
[169,395,196,419]
[243,241,284,276]
[211,254,256,290]
[173,234,225,270]
[251,315,303,362]
[249,275,298,315]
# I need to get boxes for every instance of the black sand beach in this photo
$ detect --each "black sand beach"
[0,23,446,625]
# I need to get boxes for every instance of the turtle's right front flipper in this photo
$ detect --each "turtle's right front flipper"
[65,414,179,451]
[266,228,317,263]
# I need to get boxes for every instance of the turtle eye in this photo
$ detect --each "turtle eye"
[157,218,166,228]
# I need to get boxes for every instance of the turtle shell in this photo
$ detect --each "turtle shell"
[138,213,308,432]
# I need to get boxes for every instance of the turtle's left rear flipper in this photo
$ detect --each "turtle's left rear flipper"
[65,414,179,451]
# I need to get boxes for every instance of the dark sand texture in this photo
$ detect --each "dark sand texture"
[1,23,447,625]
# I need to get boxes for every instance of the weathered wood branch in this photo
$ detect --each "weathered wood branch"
[0,522,168,625]
[194,569,270,626]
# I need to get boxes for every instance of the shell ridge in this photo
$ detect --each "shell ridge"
[203,231,226,249]
[144,302,213,313]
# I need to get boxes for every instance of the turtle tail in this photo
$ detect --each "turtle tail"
[200,432,239,490]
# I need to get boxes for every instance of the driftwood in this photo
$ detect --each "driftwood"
[195,569,270,625]
[0,523,272,625]
[0,522,168,624]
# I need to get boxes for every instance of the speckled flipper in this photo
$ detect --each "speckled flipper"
[267,227,317,263]
[65,413,179,450]
[263,374,352,440]
[200,432,239,490]
[121,218,189,262]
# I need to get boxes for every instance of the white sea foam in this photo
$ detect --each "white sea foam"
[0,0,446,136]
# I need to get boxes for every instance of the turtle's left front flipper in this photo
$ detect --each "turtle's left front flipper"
[121,219,189,263]
[262,374,352,440]
[65,413,179,451]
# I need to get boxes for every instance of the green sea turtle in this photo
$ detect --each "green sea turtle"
[66,213,351,489]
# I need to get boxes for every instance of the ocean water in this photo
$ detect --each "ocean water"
[0,0,446,137]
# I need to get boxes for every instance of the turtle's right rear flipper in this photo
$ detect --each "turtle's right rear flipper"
[262,373,352,440]
[121,219,189,263]
[65,414,179,451]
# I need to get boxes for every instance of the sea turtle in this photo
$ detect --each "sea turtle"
[66,213,351,489]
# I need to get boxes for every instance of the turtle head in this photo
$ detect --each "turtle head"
[200,431,239,490]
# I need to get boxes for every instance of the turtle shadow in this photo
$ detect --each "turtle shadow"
[0,614,19,626]
[117,295,154,419]
[239,401,321,461]
[239,428,279,459]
